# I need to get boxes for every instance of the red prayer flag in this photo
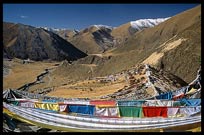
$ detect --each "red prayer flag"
[143,107,167,117]
[90,100,116,106]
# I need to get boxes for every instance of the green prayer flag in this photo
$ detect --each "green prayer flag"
[11,101,19,106]
[119,106,142,117]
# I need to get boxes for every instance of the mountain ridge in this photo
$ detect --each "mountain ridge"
[3,22,87,61]
[53,17,169,54]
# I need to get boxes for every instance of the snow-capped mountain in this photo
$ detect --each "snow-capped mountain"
[39,27,80,36]
[39,27,67,32]
[92,25,114,30]
[40,17,169,34]
[130,17,170,30]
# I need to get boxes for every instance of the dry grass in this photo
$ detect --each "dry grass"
[142,52,164,66]
[47,79,128,99]
[3,59,130,99]
[3,59,60,90]
[111,22,131,45]
[3,58,186,100]
[47,68,150,99]
[142,38,186,66]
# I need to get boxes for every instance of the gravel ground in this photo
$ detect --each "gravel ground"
[3,66,11,77]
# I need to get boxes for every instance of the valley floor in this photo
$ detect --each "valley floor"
[3,59,184,100]
[3,59,132,99]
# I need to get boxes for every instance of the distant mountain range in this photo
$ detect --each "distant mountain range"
[46,18,169,54]
[38,27,67,32]
[39,27,80,33]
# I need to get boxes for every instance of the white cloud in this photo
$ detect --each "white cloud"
[20,15,28,19]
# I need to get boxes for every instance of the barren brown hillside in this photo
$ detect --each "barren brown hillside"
[87,5,200,83]
[111,22,132,45]
[57,25,114,54]
[54,5,200,83]
[3,22,87,61]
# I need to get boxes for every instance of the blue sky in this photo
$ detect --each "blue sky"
[3,4,199,30]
